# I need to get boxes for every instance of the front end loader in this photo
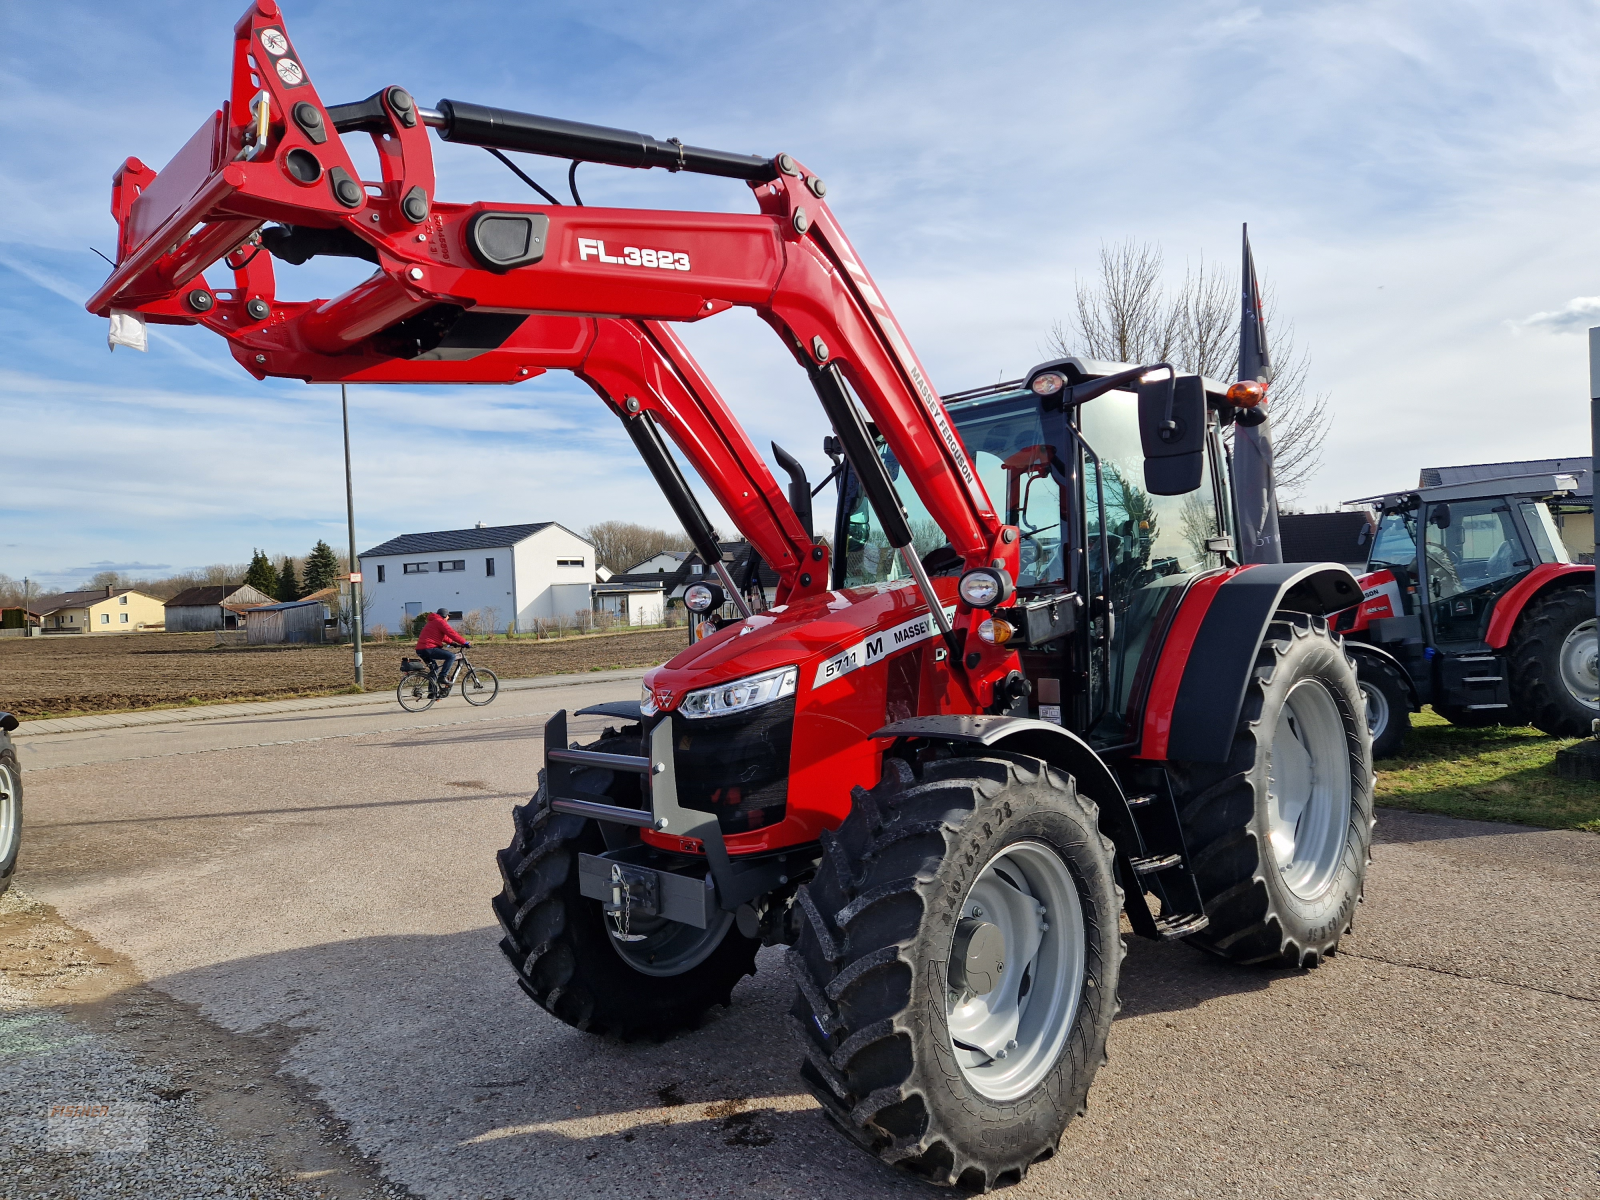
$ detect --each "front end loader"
[89,4,1374,1187]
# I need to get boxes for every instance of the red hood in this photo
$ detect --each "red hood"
[644,578,955,709]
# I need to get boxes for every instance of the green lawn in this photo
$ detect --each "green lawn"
[1376,707,1600,833]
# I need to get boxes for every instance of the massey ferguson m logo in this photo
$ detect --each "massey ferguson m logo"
[577,239,691,272]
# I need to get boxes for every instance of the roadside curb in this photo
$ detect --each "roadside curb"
[13,667,647,738]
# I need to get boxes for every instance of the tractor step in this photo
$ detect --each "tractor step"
[1153,911,1210,939]
[1129,853,1182,875]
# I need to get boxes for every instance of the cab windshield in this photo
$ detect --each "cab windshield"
[837,389,1065,589]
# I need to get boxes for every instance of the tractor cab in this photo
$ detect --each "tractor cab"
[834,357,1238,749]
[1338,473,1594,752]
[1350,475,1576,647]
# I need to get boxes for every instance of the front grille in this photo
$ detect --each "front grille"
[657,696,794,835]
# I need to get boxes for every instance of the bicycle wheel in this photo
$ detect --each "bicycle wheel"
[397,670,435,712]
[461,665,499,706]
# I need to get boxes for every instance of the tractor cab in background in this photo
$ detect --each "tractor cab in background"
[1337,473,1596,755]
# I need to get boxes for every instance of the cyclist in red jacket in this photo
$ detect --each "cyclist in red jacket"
[416,607,470,698]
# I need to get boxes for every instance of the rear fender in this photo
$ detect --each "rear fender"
[1343,641,1420,712]
[1484,563,1594,648]
[1137,562,1364,764]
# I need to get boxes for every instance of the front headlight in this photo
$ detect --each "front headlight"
[679,664,798,720]
[640,682,659,717]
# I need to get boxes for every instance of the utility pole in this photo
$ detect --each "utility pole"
[342,384,364,688]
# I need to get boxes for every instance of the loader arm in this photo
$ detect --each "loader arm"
[86,0,1019,690]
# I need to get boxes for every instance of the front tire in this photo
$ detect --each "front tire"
[1174,612,1374,967]
[788,753,1121,1190]
[461,665,499,706]
[492,728,759,1039]
[0,746,21,896]
[1508,586,1599,737]
[1352,651,1410,759]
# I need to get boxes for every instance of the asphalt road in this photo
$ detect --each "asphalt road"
[11,681,1599,1199]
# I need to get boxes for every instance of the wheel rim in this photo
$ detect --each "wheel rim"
[605,907,735,977]
[1358,680,1389,741]
[946,840,1085,1102]
[0,762,18,866]
[1266,679,1353,901]
[1558,618,1599,708]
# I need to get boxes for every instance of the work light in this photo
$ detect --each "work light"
[683,582,724,612]
[958,567,1013,610]
[1029,372,1066,396]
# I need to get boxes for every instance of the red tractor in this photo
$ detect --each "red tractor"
[90,4,1374,1186]
[1337,473,1596,757]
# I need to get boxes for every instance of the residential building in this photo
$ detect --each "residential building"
[592,574,668,625]
[28,587,165,633]
[627,550,691,575]
[164,583,274,632]
[359,522,594,634]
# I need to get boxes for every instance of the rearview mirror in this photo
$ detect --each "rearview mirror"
[1138,374,1206,495]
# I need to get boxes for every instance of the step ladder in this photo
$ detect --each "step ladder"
[1116,775,1209,940]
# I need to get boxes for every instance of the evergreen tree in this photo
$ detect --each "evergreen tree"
[303,540,341,593]
[275,557,301,602]
[243,549,278,597]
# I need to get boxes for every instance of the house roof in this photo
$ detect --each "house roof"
[1280,512,1375,567]
[27,587,147,616]
[1419,457,1592,499]
[594,573,669,594]
[246,598,328,613]
[360,522,585,558]
[166,583,268,608]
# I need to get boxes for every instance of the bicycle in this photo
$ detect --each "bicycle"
[397,647,499,712]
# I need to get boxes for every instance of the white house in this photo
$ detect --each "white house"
[359,522,594,634]
[628,550,692,575]
[593,574,667,625]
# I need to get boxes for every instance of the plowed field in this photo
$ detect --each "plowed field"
[0,629,682,718]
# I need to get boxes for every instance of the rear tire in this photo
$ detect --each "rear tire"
[493,728,759,1039]
[0,747,21,897]
[1508,586,1599,737]
[1352,651,1410,759]
[396,671,434,713]
[788,753,1121,1190]
[1173,612,1374,968]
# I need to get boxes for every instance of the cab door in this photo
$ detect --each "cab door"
[1422,499,1533,644]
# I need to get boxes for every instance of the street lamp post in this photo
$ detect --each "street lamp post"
[342,384,364,688]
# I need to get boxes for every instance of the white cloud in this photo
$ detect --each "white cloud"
[1512,297,1600,334]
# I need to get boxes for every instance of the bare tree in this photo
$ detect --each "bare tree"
[1048,238,1331,498]
[582,521,694,574]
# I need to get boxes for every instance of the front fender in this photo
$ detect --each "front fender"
[1343,640,1420,711]
[1137,562,1363,764]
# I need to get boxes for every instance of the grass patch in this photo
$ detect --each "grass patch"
[1377,706,1600,833]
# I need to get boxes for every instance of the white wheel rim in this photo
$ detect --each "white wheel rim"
[1358,680,1389,741]
[0,762,17,865]
[946,840,1085,1102]
[1267,679,1353,901]
[1558,618,1599,708]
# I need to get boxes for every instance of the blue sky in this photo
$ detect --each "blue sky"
[6,0,1600,588]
